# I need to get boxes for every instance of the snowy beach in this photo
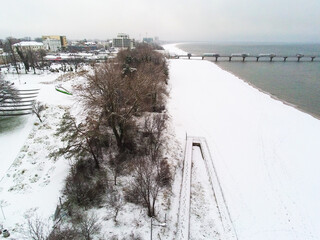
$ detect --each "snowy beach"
[164,43,320,239]
[0,45,320,239]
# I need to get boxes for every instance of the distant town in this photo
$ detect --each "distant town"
[0,33,163,66]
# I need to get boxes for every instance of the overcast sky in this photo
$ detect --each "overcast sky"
[1,0,319,42]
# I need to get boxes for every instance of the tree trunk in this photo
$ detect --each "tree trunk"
[114,170,117,185]
[151,198,156,217]
[87,140,100,169]
[112,125,125,152]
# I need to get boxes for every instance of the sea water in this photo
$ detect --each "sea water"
[179,43,320,118]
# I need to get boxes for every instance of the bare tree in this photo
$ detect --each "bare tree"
[48,225,79,240]
[127,114,171,216]
[52,111,106,169]
[38,49,47,70]
[131,156,161,217]
[27,47,39,74]
[32,101,45,122]
[0,74,18,109]
[26,215,50,240]
[77,61,139,153]
[106,189,124,223]
[128,154,171,217]
[6,38,19,74]
[133,63,168,112]
[63,160,109,208]
[142,114,167,162]
[78,52,168,153]
[108,150,131,185]
[117,45,169,112]
[16,46,30,73]
[77,213,101,240]
[71,57,82,72]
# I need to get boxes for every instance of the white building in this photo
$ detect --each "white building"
[12,41,44,52]
[112,33,135,49]
[43,38,61,52]
[42,36,67,52]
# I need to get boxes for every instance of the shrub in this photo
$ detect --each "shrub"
[74,212,101,240]
[63,159,108,208]
[157,158,172,187]
[124,186,144,205]
[48,226,80,240]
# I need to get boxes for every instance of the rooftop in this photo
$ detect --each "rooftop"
[13,41,43,47]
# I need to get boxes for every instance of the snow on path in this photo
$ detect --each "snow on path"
[177,136,236,240]
[193,137,236,239]
[0,115,35,180]
[190,146,222,240]
[165,44,320,239]
[176,137,193,240]
[0,71,66,181]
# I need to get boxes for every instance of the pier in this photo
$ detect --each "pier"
[176,53,319,62]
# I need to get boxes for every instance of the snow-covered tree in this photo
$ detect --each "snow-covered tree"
[0,73,18,108]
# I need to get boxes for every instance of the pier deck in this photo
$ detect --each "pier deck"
[175,54,320,62]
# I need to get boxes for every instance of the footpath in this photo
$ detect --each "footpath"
[176,136,238,240]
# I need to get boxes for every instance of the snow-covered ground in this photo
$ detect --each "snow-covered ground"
[0,65,182,239]
[164,43,320,239]
[0,68,76,238]
[2,45,320,239]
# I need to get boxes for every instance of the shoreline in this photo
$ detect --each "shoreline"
[213,62,320,121]
[171,43,320,121]
[165,49,320,239]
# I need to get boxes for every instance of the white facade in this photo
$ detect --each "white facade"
[112,33,135,49]
[43,39,62,52]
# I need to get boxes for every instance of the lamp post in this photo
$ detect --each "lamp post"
[0,200,6,220]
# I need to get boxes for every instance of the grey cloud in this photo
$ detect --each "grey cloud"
[0,0,319,42]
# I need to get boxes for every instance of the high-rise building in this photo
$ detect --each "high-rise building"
[112,33,135,49]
